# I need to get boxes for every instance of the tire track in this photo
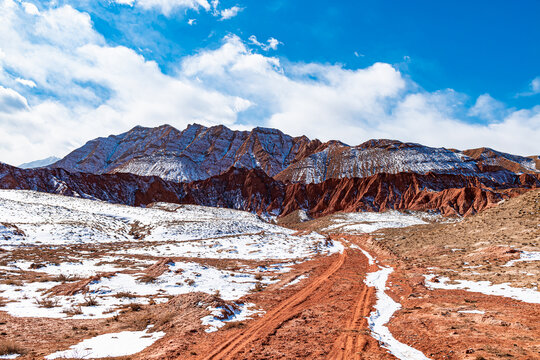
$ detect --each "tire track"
[199,250,347,360]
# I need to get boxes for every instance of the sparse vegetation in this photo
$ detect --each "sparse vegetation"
[114,291,135,299]
[81,295,98,306]
[63,305,83,316]
[35,297,59,308]
[0,340,25,356]
[139,274,158,284]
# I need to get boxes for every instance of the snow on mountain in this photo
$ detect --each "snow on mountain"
[51,124,317,182]
[48,124,538,185]
[274,139,523,184]
[18,156,60,169]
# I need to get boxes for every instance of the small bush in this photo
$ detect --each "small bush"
[252,283,264,292]
[222,321,245,330]
[63,306,83,316]
[0,340,25,355]
[138,275,157,284]
[114,292,135,299]
[35,297,59,308]
[128,303,142,312]
[81,295,98,307]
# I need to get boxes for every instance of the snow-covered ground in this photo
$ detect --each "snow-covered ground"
[201,302,263,332]
[503,251,540,267]
[323,211,431,234]
[0,189,343,337]
[45,326,165,359]
[359,248,431,360]
[424,275,540,304]
[0,190,341,260]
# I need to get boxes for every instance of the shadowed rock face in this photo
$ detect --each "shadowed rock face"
[50,124,319,182]
[1,162,538,217]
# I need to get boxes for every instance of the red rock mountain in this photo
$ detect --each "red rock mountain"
[51,124,320,182]
[274,139,538,184]
[1,162,538,217]
[50,124,538,184]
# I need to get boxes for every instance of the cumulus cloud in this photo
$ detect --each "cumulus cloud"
[248,35,281,51]
[517,76,540,97]
[0,0,249,164]
[0,86,29,113]
[219,5,242,20]
[113,0,211,16]
[530,77,540,94]
[468,93,507,121]
[0,0,538,166]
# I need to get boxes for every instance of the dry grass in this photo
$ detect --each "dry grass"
[81,295,99,307]
[0,340,25,355]
[35,297,59,308]
[138,274,158,284]
[114,291,136,299]
[63,305,83,316]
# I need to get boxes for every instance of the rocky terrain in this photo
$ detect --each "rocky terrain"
[0,124,538,360]
[50,124,320,182]
[1,162,538,218]
[49,124,538,185]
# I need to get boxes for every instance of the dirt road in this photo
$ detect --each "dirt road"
[201,251,348,360]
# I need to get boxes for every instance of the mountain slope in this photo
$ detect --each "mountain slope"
[51,124,537,185]
[275,139,537,184]
[51,124,319,182]
[2,162,538,217]
[19,156,61,169]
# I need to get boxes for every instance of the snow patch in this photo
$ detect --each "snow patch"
[201,302,263,332]
[424,275,540,304]
[45,326,164,359]
[360,249,431,360]
[503,251,540,267]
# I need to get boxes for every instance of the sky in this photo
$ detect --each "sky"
[0,0,539,165]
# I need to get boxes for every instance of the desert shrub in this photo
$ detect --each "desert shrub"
[128,303,142,312]
[35,297,59,308]
[0,340,25,355]
[138,275,157,284]
[222,321,245,330]
[114,292,135,299]
[63,306,83,316]
[81,295,98,307]
[252,282,264,292]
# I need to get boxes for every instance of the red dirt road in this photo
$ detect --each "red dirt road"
[185,243,394,360]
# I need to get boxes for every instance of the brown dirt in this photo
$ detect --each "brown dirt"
[154,248,394,360]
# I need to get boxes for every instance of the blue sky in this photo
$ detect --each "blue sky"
[0,0,538,164]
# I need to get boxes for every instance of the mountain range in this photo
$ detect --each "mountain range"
[1,123,538,217]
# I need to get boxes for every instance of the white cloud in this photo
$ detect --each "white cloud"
[0,85,29,113]
[15,77,37,87]
[531,77,540,94]
[0,0,538,166]
[21,1,38,15]
[113,0,211,16]
[187,18,196,25]
[517,76,540,97]
[468,93,507,121]
[219,5,242,20]
[248,35,281,51]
